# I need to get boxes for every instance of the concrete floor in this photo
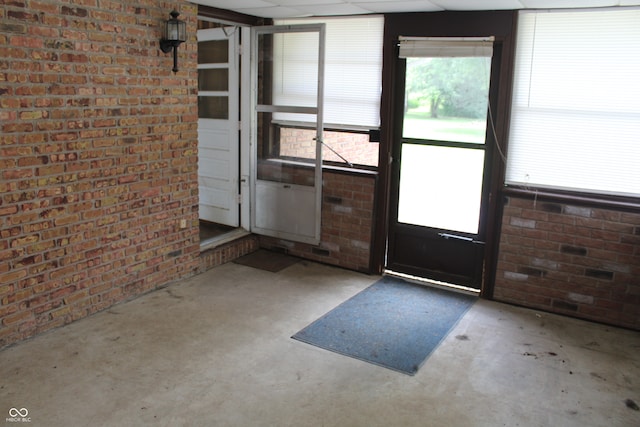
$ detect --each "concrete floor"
[1,260,639,426]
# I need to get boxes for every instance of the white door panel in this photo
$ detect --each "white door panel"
[199,154,231,181]
[199,186,231,208]
[199,128,232,151]
[197,27,240,227]
[255,181,316,239]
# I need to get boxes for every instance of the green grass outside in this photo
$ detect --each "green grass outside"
[403,109,487,144]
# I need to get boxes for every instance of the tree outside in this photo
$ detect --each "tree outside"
[403,56,491,144]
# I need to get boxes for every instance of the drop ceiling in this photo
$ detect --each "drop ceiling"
[192,0,640,18]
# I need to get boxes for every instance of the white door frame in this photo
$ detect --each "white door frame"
[240,26,251,230]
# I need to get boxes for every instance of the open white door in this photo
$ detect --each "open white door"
[250,24,325,245]
[197,27,240,227]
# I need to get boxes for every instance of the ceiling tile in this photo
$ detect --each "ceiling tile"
[433,0,524,10]
[235,6,312,18]
[520,0,617,8]
[354,1,443,13]
[271,0,339,5]
[196,0,273,9]
[352,0,429,2]
[292,3,372,15]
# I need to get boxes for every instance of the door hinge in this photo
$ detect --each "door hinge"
[236,194,242,204]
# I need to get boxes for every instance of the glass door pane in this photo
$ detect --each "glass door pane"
[198,35,230,120]
[398,144,484,234]
[198,39,229,64]
[198,68,229,91]
[403,57,491,143]
[256,29,320,187]
[397,54,491,235]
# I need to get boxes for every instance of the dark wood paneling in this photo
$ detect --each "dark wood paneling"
[198,4,269,26]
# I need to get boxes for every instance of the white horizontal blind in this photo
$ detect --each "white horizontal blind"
[271,30,320,111]
[399,37,494,58]
[506,8,640,197]
[274,16,383,129]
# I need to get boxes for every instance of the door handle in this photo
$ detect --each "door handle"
[438,233,473,242]
[438,233,485,245]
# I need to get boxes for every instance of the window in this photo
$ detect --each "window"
[506,8,640,198]
[274,16,383,129]
[270,16,384,167]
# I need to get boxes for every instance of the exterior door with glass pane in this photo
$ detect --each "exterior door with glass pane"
[250,25,325,244]
[197,27,240,227]
[387,37,495,289]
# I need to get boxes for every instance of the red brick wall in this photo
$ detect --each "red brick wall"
[279,127,379,167]
[199,235,259,272]
[260,169,376,273]
[0,1,200,348]
[494,195,640,330]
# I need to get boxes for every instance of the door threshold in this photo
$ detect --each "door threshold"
[200,228,251,252]
[384,269,480,296]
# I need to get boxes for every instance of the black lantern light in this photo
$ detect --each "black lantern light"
[160,10,186,73]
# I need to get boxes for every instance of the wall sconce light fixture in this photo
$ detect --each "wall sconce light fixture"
[160,10,186,73]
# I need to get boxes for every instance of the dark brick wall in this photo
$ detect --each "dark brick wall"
[495,196,640,330]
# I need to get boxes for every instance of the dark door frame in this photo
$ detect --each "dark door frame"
[372,10,517,297]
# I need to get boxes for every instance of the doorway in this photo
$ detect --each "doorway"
[386,37,498,290]
[196,21,327,248]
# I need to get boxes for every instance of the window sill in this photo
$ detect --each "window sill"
[502,186,640,213]
[261,158,378,176]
